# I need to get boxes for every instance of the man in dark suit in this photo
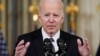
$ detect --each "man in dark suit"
[13,0,90,56]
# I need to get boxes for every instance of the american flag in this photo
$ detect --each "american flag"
[0,30,8,56]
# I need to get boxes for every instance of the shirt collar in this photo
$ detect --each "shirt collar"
[42,27,60,42]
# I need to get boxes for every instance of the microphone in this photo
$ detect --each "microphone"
[44,38,54,56]
[57,38,67,56]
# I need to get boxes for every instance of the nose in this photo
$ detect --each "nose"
[49,15,54,23]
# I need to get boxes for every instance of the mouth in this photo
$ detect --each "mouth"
[47,25,56,29]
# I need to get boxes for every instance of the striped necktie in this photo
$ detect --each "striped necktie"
[49,38,55,53]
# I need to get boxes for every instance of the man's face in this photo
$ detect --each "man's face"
[39,2,64,35]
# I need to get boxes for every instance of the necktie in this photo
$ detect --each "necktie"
[49,38,55,53]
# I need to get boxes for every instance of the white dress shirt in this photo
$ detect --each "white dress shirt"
[42,27,60,52]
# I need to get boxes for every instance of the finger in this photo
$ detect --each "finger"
[15,46,24,56]
[77,39,82,47]
[85,38,90,50]
[17,49,24,54]
[20,42,30,56]
[25,42,30,49]
[16,45,24,51]
[17,40,24,47]
[85,38,89,46]
[84,38,89,48]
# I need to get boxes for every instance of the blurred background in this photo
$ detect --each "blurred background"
[0,0,100,56]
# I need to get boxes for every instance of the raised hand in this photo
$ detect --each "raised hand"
[15,40,30,56]
[77,38,91,56]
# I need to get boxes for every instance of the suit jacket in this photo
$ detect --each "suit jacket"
[96,45,100,56]
[13,28,82,56]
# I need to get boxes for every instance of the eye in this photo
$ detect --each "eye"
[53,14,59,17]
[44,14,50,17]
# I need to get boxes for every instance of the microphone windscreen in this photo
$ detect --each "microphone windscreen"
[57,38,64,48]
[44,38,52,51]
[57,38,67,50]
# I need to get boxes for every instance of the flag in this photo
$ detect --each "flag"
[0,30,8,56]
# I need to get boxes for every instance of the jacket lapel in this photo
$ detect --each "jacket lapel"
[33,28,45,56]
[60,30,68,40]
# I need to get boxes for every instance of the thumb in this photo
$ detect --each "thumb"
[77,39,82,47]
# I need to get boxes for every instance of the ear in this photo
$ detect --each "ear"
[38,15,42,24]
[61,16,64,24]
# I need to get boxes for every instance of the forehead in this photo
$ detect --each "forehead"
[40,0,62,5]
[41,2,62,13]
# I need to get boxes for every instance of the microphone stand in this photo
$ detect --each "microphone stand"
[57,38,67,56]
[45,50,54,56]
[44,38,55,56]
[59,50,66,56]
